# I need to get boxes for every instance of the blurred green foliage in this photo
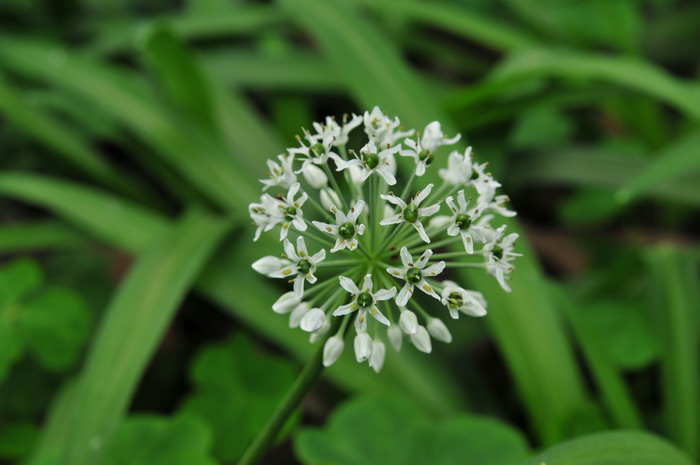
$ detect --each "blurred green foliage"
[0,0,698,464]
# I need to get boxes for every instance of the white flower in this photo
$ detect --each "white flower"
[363,106,414,147]
[398,309,418,335]
[249,194,284,241]
[387,248,445,307]
[369,339,386,373]
[313,200,366,252]
[445,190,490,253]
[268,236,326,298]
[334,140,401,186]
[410,325,432,353]
[440,281,487,319]
[387,326,402,352]
[250,108,520,372]
[300,307,326,332]
[251,256,290,276]
[323,335,345,367]
[427,318,452,343]
[483,226,521,292]
[439,147,476,186]
[302,163,328,189]
[333,274,396,333]
[354,332,373,362]
[289,128,337,172]
[277,183,309,240]
[260,153,297,191]
[380,183,441,243]
[420,121,461,152]
[272,292,302,314]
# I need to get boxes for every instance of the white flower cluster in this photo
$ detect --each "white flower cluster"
[251,107,520,372]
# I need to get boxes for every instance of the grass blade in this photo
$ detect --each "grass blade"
[647,246,699,459]
[0,221,84,253]
[31,207,231,465]
[617,131,700,204]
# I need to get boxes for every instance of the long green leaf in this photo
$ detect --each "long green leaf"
[31,208,231,465]
[0,36,257,212]
[484,48,700,122]
[510,149,700,206]
[0,221,84,253]
[647,246,699,459]
[0,71,144,199]
[617,131,700,204]
[280,0,588,443]
[519,431,694,465]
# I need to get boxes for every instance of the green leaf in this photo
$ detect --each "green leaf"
[30,208,231,465]
[22,288,92,372]
[0,71,140,198]
[0,221,84,253]
[0,421,38,460]
[617,131,700,204]
[0,258,43,304]
[519,431,695,465]
[101,415,218,465]
[295,395,530,465]
[647,246,700,459]
[578,300,659,371]
[0,319,23,383]
[510,105,573,149]
[489,48,700,122]
[180,334,296,462]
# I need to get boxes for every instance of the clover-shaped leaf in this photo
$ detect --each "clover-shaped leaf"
[179,333,297,462]
[0,258,92,382]
[295,396,530,465]
[101,414,218,465]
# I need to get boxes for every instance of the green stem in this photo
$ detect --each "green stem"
[238,338,329,465]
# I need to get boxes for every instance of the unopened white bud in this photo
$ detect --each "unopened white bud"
[323,335,345,367]
[320,188,341,210]
[354,332,373,362]
[272,292,301,314]
[309,316,331,342]
[427,318,452,343]
[302,164,328,189]
[387,326,402,352]
[383,204,394,220]
[410,325,432,353]
[252,256,286,276]
[428,215,452,229]
[399,309,418,335]
[348,165,364,185]
[369,340,386,373]
[289,302,310,328]
[300,308,326,332]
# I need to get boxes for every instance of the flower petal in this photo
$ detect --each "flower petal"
[339,276,360,295]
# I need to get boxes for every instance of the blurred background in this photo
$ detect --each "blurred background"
[0,0,698,464]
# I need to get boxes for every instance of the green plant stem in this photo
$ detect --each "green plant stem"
[238,338,328,465]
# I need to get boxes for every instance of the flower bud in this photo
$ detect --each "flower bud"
[354,332,373,362]
[383,204,395,221]
[302,164,328,189]
[387,326,402,352]
[369,340,386,373]
[323,335,345,367]
[348,165,364,185]
[272,292,301,314]
[309,316,331,342]
[428,215,452,229]
[320,188,341,210]
[300,308,326,332]
[289,302,310,328]
[399,309,418,335]
[252,256,286,276]
[410,325,432,353]
[427,318,452,343]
